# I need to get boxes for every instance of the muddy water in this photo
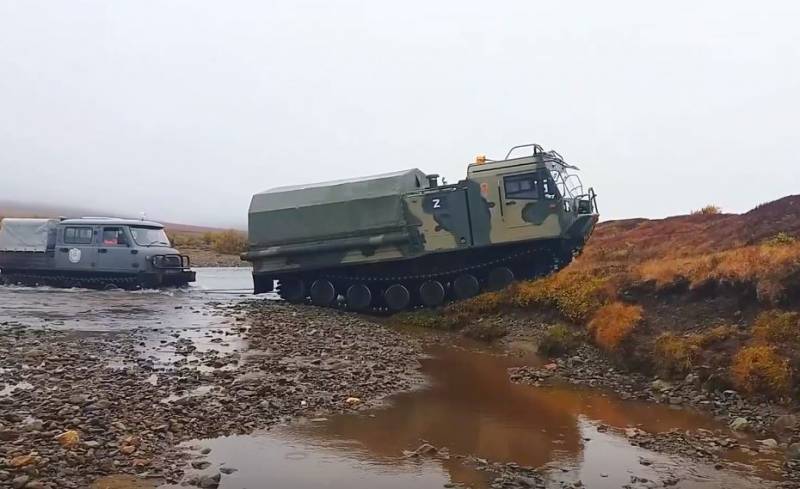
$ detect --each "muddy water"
[177,347,776,489]
[0,267,264,331]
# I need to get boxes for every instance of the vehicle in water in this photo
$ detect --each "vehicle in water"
[243,143,598,311]
[0,217,196,289]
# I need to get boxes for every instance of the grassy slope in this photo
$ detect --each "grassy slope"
[423,195,800,401]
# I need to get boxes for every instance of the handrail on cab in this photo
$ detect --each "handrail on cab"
[505,143,544,160]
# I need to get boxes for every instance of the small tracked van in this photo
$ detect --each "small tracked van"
[0,217,196,289]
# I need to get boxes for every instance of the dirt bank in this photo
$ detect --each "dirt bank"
[0,302,424,488]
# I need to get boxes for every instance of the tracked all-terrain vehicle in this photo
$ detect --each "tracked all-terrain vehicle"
[0,217,196,289]
[243,143,598,311]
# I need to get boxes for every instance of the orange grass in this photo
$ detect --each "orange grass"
[730,345,791,398]
[587,302,643,351]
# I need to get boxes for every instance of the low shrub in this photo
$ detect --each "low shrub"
[730,345,791,398]
[653,333,699,376]
[210,230,248,255]
[752,310,800,345]
[764,232,797,247]
[538,324,584,357]
[587,302,643,351]
[691,205,722,215]
[653,325,734,377]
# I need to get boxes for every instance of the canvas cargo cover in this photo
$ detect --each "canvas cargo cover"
[248,169,428,247]
[0,218,58,252]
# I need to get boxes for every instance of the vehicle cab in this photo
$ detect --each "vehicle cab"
[465,144,598,248]
[55,217,195,287]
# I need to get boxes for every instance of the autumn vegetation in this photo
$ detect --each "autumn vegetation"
[429,195,800,401]
[168,229,248,255]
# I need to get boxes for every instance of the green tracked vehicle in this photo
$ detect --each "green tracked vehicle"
[243,143,598,311]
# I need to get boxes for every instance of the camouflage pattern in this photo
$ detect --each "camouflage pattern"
[244,144,598,282]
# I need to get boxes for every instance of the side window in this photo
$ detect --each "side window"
[504,173,540,200]
[102,227,129,246]
[64,227,94,245]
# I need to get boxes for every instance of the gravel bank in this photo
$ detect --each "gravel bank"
[0,302,424,488]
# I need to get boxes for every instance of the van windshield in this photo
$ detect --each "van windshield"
[130,227,170,247]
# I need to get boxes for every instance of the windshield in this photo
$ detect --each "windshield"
[130,227,170,247]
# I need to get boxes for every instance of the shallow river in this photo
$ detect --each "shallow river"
[0,268,781,488]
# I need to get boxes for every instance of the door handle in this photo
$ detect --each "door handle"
[505,200,517,206]
[59,247,69,252]
[98,248,108,254]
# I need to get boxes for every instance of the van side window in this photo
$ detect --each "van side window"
[64,227,94,244]
[102,227,128,246]
[504,173,540,200]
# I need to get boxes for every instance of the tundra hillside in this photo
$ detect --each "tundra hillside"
[407,195,800,405]
[165,229,247,268]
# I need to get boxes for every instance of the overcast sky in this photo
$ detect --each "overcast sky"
[1,1,798,228]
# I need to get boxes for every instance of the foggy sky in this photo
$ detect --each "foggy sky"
[1,1,798,228]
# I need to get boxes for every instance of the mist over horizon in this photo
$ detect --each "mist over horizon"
[2,1,799,228]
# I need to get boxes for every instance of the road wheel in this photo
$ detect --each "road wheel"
[453,274,480,300]
[419,280,445,307]
[487,266,515,291]
[310,279,336,306]
[384,283,411,311]
[278,278,306,303]
[346,283,372,311]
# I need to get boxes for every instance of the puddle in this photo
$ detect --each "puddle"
[91,475,157,489]
[0,380,34,396]
[176,346,779,489]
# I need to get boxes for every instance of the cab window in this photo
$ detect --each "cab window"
[64,227,94,245]
[504,173,540,200]
[102,227,129,246]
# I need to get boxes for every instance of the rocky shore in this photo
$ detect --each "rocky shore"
[0,302,424,488]
[506,333,800,484]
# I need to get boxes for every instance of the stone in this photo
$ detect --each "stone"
[191,460,211,470]
[56,430,80,448]
[345,397,361,406]
[774,414,799,432]
[787,443,800,460]
[651,380,672,393]
[219,467,238,475]
[12,475,29,489]
[729,417,750,431]
[198,473,221,489]
[758,438,778,449]
[9,454,36,468]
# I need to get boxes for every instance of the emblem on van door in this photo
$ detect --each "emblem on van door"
[68,248,82,264]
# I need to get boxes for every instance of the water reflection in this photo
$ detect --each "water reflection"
[184,347,773,489]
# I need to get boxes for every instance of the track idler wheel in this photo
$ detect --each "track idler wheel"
[453,274,480,300]
[384,283,411,311]
[419,280,446,307]
[310,279,336,306]
[487,266,515,291]
[346,283,372,311]
[278,278,306,303]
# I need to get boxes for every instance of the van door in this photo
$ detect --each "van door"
[96,227,135,273]
[56,225,97,271]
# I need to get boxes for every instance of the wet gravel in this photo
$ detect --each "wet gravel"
[0,302,424,488]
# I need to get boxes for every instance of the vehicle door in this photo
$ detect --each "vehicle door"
[55,225,97,270]
[499,170,562,233]
[95,226,135,273]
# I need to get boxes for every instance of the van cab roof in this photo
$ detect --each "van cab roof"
[60,217,165,228]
